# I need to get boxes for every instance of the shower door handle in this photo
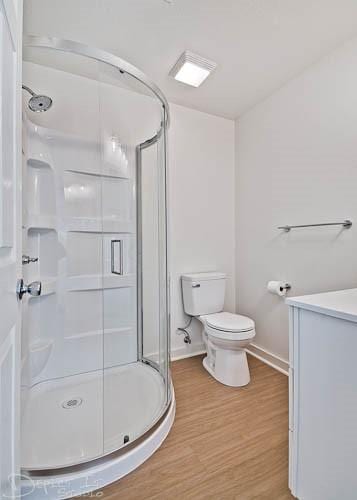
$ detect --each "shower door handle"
[111,240,123,275]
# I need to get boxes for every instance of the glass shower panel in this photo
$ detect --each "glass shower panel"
[141,143,161,364]
[21,49,106,469]
[141,133,169,392]
[98,63,169,454]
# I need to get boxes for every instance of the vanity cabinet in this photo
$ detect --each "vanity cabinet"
[287,289,357,500]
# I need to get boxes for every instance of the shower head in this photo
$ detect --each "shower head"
[28,94,52,112]
[22,85,53,112]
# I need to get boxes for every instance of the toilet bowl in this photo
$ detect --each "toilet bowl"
[199,312,255,387]
[181,272,256,388]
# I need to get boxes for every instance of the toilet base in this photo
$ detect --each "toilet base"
[202,356,216,380]
[203,348,251,387]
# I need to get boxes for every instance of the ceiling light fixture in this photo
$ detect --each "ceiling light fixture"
[169,51,217,87]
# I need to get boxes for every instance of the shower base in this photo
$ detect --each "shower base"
[21,388,175,499]
[22,362,168,470]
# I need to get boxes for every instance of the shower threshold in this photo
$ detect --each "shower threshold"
[21,362,167,470]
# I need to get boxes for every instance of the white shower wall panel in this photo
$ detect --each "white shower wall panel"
[63,331,103,375]
[102,176,132,224]
[22,294,57,384]
[27,164,56,217]
[103,328,136,368]
[103,287,136,331]
[46,134,101,177]
[65,290,103,338]
[64,171,102,220]
[66,232,102,277]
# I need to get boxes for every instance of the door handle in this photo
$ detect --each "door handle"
[16,279,42,300]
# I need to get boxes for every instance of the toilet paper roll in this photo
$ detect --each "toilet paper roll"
[267,281,290,297]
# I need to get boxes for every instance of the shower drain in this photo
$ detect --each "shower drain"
[61,397,83,409]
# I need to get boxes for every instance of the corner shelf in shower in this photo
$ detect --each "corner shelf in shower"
[28,150,131,181]
[66,274,135,292]
[27,157,53,170]
[26,156,57,227]
[25,119,53,167]
[65,326,135,340]
[65,217,134,234]
[65,168,130,180]
[25,215,57,231]
[63,326,137,370]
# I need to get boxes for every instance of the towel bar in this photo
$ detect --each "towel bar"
[278,220,352,232]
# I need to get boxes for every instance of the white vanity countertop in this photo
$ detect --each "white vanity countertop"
[286,288,357,323]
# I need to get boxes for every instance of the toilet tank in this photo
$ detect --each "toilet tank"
[181,272,226,316]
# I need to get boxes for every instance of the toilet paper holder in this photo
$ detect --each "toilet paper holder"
[267,280,292,297]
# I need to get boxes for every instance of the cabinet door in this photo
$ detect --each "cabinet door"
[288,306,297,496]
[295,309,357,500]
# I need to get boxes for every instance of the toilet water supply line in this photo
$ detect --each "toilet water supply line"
[177,317,192,344]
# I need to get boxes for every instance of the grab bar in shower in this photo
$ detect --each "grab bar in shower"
[111,239,123,275]
[278,220,352,232]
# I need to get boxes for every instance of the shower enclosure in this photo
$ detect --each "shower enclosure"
[20,36,173,498]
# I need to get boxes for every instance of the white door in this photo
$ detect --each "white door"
[0,0,22,498]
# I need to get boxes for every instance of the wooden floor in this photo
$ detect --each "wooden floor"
[99,355,292,499]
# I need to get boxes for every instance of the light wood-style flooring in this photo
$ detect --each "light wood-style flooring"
[99,354,292,499]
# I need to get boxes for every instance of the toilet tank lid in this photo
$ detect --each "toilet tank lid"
[181,272,226,282]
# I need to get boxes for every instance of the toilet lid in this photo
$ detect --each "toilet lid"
[206,312,255,333]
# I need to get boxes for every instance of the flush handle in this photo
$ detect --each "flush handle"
[16,279,42,300]
[192,283,200,288]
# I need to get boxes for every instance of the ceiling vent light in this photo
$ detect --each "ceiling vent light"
[169,51,217,87]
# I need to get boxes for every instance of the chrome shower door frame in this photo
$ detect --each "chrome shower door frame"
[23,35,170,126]
[136,120,170,402]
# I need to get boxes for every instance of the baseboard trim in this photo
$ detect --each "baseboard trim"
[170,342,290,376]
[246,343,289,376]
[170,343,206,361]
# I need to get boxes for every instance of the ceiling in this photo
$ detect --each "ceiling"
[24,0,357,119]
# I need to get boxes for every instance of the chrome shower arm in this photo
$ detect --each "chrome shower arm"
[22,84,36,96]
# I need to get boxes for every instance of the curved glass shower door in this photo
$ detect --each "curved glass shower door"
[140,131,169,386]
[21,40,170,471]
[98,62,170,454]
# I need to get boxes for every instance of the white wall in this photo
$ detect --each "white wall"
[235,37,357,366]
[169,104,235,359]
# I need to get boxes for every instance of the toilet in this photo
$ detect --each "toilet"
[181,272,255,387]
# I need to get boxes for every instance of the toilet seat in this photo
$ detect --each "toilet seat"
[206,312,254,332]
[205,312,255,341]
